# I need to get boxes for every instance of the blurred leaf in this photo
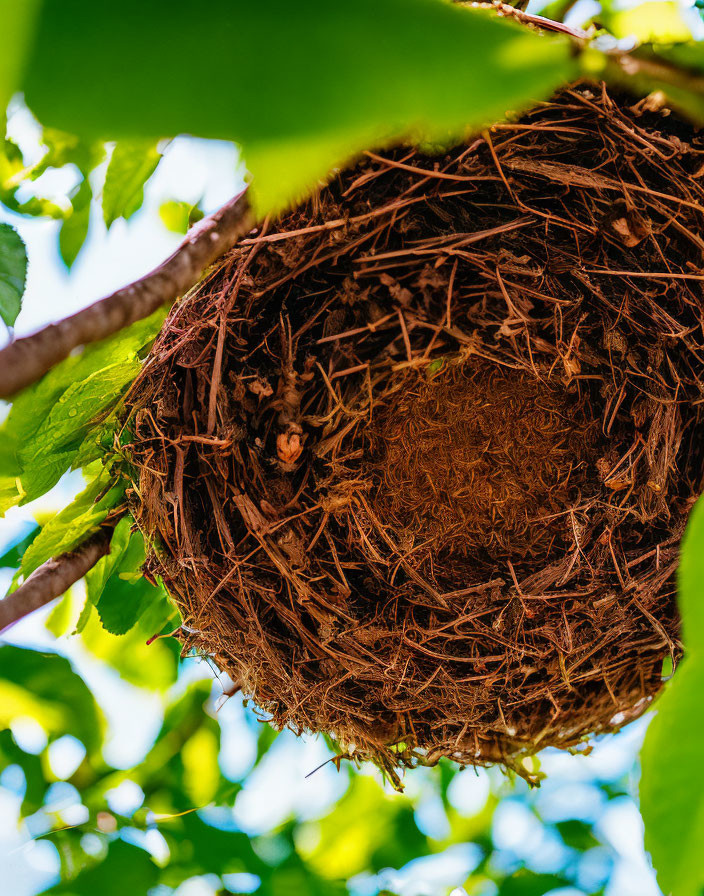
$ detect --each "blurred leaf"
[0,523,38,567]
[46,588,76,637]
[84,515,133,603]
[555,818,600,851]
[641,496,704,896]
[79,598,179,689]
[601,42,704,124]
[0,0,41,113]
[0,221,27,327]
[0,645,103,752]
[159,198,204,234]
[498,872,571,896]
[0,728,47,814]
[598,1,692,42]
[19,467,124,577]
[86,519,176,636]
[59,175,92,268]
[158,811,267,886]
[103,140,162,228]
[22,0,575,215]
[45,838,158,895]
[308,775,427,880]
[182,726,220,806]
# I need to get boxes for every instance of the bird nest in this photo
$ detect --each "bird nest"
[125,82,704,786]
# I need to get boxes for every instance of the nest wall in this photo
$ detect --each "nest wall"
[126,83,704,783]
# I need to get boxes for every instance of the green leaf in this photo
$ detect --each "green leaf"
[0,222,27,327]
[84,515,132,604]
[159,199,203,234]
[498,872,571,896]
[59,175,92,268]
[103,140,162,229]
[44,839,159,896]
[640,496,704,896]
[0,305,166,515]
[0,645,103,752]
[0,0,41,113]
[598,1,692,42]
[79,598,179,689]
[22,0,576,215]
[0,523,38,567]
[19,468,124,578]
[85,515,176,636]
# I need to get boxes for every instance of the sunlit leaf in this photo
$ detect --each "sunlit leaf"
[103,140,162,229]
[598,1,692,42]
[79,600,179,689]
[641,496,704,896]
[22,0,576,214]
[182,726,220,806]
[159,198,203,234]
[19,467,124,578]
[0,645,103,752]
[0,306,166,515]
[498,872,571,896]
[85,517,176,636]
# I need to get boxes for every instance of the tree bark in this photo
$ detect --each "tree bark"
[0,190,254,399]
[0,529,112,634]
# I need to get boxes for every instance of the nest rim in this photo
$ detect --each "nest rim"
[124,80,704,785]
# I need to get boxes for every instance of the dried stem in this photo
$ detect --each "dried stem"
[0,190,254,399]
[0,529,112,634]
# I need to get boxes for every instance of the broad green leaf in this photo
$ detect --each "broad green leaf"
[22,0,576,215]
[59,174,92,268]
[0,645,103,752]
[18,360,138,503]
[0,305,166,515]
[86,515,176,636]
[0,221,27,327]
[84,514,132,604]
[95,570,163,636]
[19,468,124,578]
[79,600,179,689]
[103,140,162,229]
[0,0,41,113]
[640,496,704,896]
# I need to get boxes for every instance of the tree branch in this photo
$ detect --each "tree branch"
[0,529,112,634]
[0,190,254,399]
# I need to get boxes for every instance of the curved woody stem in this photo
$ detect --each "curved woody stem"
[0,529,113,634]
[0,190,254,399]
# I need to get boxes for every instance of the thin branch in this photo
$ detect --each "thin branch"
[454,1,590,39]
[0,529,112,634]
[458,1,704,97]
[0,190,254,399]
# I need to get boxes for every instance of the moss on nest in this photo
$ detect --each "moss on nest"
[125,82,704,787]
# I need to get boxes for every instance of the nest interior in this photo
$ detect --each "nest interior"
[126,82,704,784]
